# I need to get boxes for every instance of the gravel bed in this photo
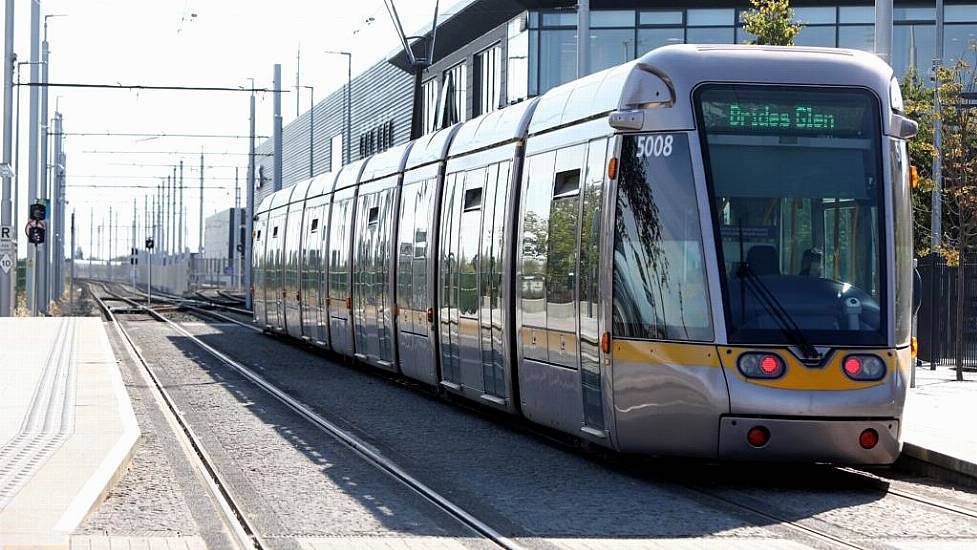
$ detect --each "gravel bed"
[119,316,487,550]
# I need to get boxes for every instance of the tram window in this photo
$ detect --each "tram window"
[310,218,319,233]
[521,151,556,333]
[368,206,379,226]
[272,226,279,238]
[613,133,713,341]
[552,169,580,198]
[256,230,262,240]
[696,85,885,346]
[463,187,483,211]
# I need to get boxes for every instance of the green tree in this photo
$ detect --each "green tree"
[741,0,802,46]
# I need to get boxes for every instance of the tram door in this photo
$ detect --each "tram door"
[326,189,356,356]
[351,182,398,370]
[518,139,607,433]
[252,215,267,326]
[395,176,437,385]
[438,162,511,404]
[269,210,288,332]
[301,199,329,345]
[283,203,305,338]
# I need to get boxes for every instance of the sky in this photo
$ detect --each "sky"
[1,0,445,259]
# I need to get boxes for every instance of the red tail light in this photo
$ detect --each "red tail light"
[842,354,886,381]
[737,353,785,379]
[747,426,770,448]
[859,428,879,449]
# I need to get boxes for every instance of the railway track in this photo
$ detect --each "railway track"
[89,281,524,550]
[95,280,977,550]
[89,284,266,550]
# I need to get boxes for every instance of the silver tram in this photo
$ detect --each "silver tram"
[253,45,919,463]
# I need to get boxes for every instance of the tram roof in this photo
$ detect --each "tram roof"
[360,142,414,183]
[267,183,299,211]
[528,60,638,136]
[306,171,337,199]
[448,97,538,158]
[333,158,368,191]
[406,124,460,171]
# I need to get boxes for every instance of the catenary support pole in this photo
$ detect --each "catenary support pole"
[38,24,49,310]
[179,160,184,255]
[171,165,176,256]
[577,0,590,78]
[233,167,240,287]
[69,209,74,305]
[273,64,283,192]
[244,87,255,309]
[198,153,204,253]
[26,0,40,313]
[1,0,15,316]
[932,0,944,251]
[874,0,893,64]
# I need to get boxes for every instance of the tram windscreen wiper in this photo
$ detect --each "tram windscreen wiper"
[736,262,821,361]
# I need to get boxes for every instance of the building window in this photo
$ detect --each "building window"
[331,134,343,169]
[474,43,502,116]
[440,62,468,127]
[421,78,439,135]
[507,14,529,104]
[591,10,636,72]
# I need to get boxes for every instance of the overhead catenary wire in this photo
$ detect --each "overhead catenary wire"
[53,132,271,139]
[81,150,269,156]
[17,82,290,93]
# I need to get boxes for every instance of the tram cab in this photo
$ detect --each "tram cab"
[595,45,917,462]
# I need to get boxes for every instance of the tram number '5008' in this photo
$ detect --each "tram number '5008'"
[635,135,674,158]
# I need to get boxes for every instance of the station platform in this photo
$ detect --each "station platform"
[902,363,977,481]
[0,317,140,547]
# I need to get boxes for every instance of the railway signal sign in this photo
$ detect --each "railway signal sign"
[145,238,154,250]
[25,219,45,245]
[29,202,47,221]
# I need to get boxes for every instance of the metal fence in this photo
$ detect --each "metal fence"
[916,254,977,368]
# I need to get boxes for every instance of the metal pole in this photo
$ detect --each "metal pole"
[233,167,239,288]
[244,88,255,310]
[163,174,169,256]
[932,0,944,251]
[0,0,15,316]
[179,160,184,255]
[88,207,92,276]
[273,64,283,191]
[69,209,74,306]
[346,56,351,165]
[198,153,204,253]
[38,28,49,310]
[51,111,61,299]
[577,0,590,78]
[171,165,176,256]
[132,197,136,288]
[26,0,40,313]
[874,0,893,64]
[308,87,314,177]
[108,205,112,280]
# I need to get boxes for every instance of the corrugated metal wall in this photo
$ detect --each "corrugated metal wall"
[256,60,414,205]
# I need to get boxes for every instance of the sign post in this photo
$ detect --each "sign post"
[0,225,14,279]
[145,237,154,306]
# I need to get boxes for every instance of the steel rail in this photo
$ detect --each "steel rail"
[88,285,267,550]
[837,467,977,519]
[97,282,524,550]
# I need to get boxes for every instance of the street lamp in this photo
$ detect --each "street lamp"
[324,50,352,167]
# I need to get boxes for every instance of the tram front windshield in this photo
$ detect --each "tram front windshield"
[696,85,885,346]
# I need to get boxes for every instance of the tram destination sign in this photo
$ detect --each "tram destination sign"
[700,93,871,136]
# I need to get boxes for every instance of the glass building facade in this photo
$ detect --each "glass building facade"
[526,3,977,95]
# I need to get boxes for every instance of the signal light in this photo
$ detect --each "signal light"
[607,157,618,180]
[842,354,886,381]
[910,165,920,189]
[600,331,611,354]
[747,426,770,448]
[737,353,785,379]
[859,428,879,449]
[911,337,918,359]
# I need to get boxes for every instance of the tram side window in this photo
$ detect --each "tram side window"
[521,151,557,331]
[613,133,713,341]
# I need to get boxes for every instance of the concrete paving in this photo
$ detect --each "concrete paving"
[902,362,977,480]
[0,318,140,548]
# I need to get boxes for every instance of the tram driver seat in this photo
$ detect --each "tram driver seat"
[746,245,780,277]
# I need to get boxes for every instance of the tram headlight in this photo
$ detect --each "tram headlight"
[890,77,905,112]
[737,353,785,379]
[842,354,887,381]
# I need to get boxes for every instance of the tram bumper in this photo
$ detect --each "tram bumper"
[718,416,901,464]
